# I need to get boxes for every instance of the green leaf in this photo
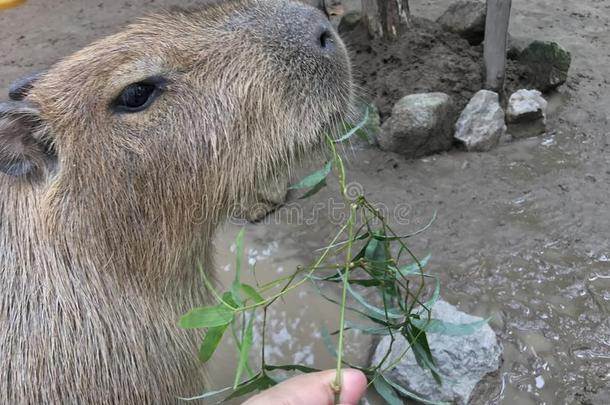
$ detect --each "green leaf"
[231,227,246,306]
[198,324,229,363]
[221,292,238,308]
[404,323,442,385]
[382,375,450,405]
[372,375,403,405]
[421,274,441,311]
[374,211,438,241]
[397,254,431,275]
[314,231,370,252]
[341,271,404,320]
[179,305,234,329]
[224,374,277,401]
[177,385,233,401]
[412,318,490,337]
[364,234,390,277]
[308,272,382,287]
[307,278,389,325]
[233,311,255,389]
[364,237,383,262]
[240,283,264,304]
[332,108,370,143]
[348,279,383,287]
[298,178,327,199]
[320,325,338,358]
[289,161,332,190]
[355,127,374,144]
[345,321,392,336]
[264,364,321,373]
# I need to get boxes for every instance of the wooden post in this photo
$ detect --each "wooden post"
[362,0,411,41]
[483,0,512,94]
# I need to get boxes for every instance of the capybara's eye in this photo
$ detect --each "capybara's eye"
[113,79,163,113]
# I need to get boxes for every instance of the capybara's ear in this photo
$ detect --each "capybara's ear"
[0,101,54,177]
[9,71,43,101]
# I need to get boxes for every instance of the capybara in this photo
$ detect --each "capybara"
[0,0,353,402]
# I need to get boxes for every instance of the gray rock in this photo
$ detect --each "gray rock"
[338,10,361,34]
[454,90,506,152]
[371,300,503,405]
[506,89,547,139]
[437,1,486,45]
[379,93,456,158]
[519,40,572,92]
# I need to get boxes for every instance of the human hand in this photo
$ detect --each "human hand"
[243,369,367,405]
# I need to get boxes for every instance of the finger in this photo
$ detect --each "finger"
[337,369,368,404]
[0,0,25,11]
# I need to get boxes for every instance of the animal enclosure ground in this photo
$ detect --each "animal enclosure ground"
[1,0,608,404]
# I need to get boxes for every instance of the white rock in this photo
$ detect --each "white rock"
[506,89,547,139]
[371,300,503,405]
[454,90,506,152]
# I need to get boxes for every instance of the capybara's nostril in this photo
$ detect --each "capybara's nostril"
[315,25,336,53]
[318,29,334,50]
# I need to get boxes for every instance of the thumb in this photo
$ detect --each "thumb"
[243,369,367,405]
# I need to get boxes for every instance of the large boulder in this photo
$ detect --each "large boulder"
[371,300,503,405]
[454,90,506,152]
[519,40,572,92]
[506,89,548,139]
[437,1,487,45]
[379,93,456,158]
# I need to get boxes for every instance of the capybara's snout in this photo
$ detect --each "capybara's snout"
[279,3,338,55]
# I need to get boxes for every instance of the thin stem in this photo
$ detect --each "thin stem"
[237,220,351,312]
[333,203,357,395]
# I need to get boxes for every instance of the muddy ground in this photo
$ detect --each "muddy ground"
[1,1,609,404]
[343,14,528,120]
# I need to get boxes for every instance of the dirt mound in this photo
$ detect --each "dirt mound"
[343,16,526,120]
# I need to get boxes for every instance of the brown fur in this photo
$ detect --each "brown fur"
[0,0,352,403]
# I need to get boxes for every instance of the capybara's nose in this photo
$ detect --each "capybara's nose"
[282,4,339,55]
[313,22,337,53]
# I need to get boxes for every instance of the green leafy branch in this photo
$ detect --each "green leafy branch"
[178,109,487,404]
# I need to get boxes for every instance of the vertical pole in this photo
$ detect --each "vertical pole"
[484,0,512,95]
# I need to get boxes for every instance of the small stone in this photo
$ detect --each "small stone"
[584,175,597,183]
[506,89,547,139]
[338,10,361,34]
[454,90,506,152]
[378,93,456,158]
[519,41,572,92]
[370,300,503,405]
[437,1,487,45]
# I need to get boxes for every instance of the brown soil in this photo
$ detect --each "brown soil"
[343,16,527,120]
